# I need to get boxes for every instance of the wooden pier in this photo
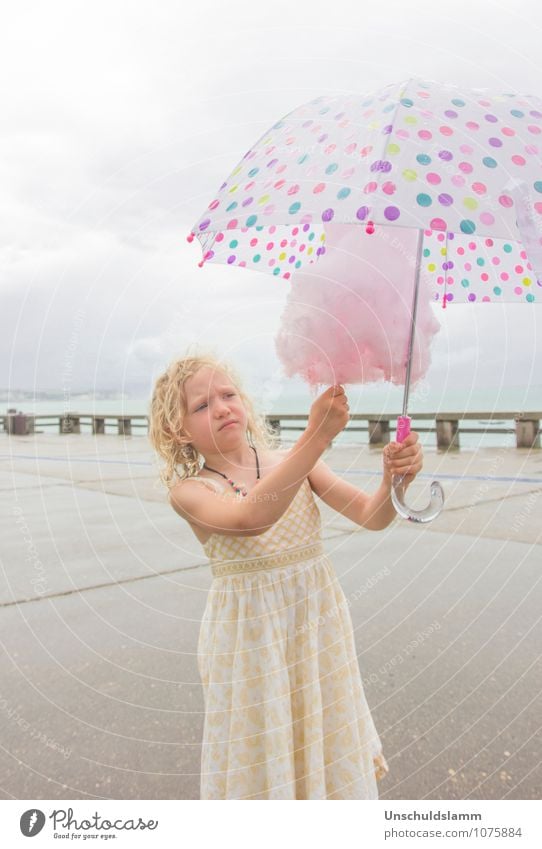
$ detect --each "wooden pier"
[2,409,540,449]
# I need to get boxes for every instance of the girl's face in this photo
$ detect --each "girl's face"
[182,367,248,455]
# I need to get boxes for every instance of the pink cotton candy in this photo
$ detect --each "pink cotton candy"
[274,223,441,389]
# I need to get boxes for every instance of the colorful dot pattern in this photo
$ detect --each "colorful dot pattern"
[191,77,542,301]
[198,222,327,281]
[422,229,539,303]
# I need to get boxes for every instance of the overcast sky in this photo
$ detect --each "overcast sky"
[2,0,541,409]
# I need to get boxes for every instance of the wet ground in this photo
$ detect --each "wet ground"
[1,433,541,800]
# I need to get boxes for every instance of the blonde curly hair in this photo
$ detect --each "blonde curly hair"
[148,348,281,491]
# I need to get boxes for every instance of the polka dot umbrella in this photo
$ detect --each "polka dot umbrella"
[188,77,542,522]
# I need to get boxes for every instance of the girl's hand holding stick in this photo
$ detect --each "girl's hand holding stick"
[382,432,424,488]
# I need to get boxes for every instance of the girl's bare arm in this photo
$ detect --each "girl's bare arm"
[169,425,330,536]
[308,431,423,530]
[169,385,349,536]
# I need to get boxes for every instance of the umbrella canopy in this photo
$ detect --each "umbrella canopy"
[189,77,542,305]
[188,77,542,523]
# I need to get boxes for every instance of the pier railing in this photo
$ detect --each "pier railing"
[2,410,540,449]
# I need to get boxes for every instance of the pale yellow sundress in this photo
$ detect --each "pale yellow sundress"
[185,474,389,800]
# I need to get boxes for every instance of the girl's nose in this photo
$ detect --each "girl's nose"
[214,399,230,416]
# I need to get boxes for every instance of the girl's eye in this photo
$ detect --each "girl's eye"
[195,393,234,412]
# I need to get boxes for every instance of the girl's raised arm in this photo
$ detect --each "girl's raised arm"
[169,385,349,537]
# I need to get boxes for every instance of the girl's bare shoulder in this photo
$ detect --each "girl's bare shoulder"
[170,474,224,496]
[169,446,287,505]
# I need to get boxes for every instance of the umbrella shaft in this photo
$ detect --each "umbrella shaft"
[402,229,425,418]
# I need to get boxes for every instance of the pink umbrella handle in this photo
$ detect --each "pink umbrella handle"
[390,416,445,523]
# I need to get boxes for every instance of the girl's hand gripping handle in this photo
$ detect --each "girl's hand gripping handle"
[391,415,445,524]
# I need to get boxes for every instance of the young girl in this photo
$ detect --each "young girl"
[149,352,423,800]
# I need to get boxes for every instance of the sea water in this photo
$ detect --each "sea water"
[6,382,541,451]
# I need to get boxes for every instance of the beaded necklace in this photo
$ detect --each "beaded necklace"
[202,444,260,496]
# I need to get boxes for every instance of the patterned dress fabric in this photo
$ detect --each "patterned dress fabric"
[183,474,389,799]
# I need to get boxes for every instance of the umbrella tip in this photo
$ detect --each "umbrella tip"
[187,232,195,243]
[365,220,375,235]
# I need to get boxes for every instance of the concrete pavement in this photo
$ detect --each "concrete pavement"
[1,433,541,800]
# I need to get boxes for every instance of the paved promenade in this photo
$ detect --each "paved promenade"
[1,433,541,800]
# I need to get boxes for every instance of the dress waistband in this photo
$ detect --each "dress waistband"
[210,540,325,578]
